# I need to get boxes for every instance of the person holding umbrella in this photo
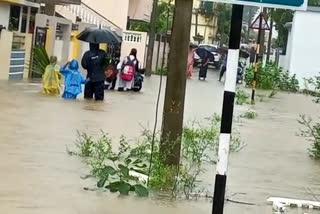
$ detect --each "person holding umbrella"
[77,27,122,101]
[196,48,213,81]
[81,43,106,101]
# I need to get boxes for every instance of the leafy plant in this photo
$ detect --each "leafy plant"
[73,115,244,199]
[129,1,174,34]
[305,74,320,103]
[30,47,50,75]
[241,110,257,120]
[244,62,299,92]
[279,72,299,92]
[76,132,149,197]
[155,67,168,76]
[298,115,320,159]
[236,89,250,105]
[148,114,243,199]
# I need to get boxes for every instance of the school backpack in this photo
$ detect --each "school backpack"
[121,57,135,81]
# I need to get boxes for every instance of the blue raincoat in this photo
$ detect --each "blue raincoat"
[61,60,87,99]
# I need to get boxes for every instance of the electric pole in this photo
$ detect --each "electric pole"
[266,9,274,63]
[145,0,159,77]
[212,4,243,214]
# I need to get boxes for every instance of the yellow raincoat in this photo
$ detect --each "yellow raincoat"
[42,64,62,95]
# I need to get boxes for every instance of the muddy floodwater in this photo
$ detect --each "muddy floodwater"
[0,70,320,214]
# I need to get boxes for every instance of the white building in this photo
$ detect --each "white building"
[280,7,320,89]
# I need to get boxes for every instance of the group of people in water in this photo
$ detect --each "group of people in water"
[42,44,141,101]
[186,44,229,81]
[186,45,211,81]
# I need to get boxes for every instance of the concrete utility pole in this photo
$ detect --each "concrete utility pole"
[266,9,274,63]
[259,8,268,55]
[160,0,193,165]
[145,0,160,76]
[246,7,253,43]
[212,5,243,214]
[251,12,263,104]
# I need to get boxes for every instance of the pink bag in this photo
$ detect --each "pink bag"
[121,57,135,81]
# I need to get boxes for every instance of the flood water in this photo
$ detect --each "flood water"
[0,70,320,214]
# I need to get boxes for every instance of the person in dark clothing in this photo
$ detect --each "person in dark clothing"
[250,47,256,65]
[82,43,106,101]
[104,50,120,90]
[199,53,210,81]
[219,53,227,82]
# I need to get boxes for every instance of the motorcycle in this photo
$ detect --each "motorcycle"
[237,61,245,84]
[132,68,145,92]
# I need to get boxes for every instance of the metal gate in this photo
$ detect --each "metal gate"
[9,50,25,80]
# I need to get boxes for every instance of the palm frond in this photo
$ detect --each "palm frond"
[30,47,50,75]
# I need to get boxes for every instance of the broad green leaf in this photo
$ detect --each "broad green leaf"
[132,159,143,164]
[106,181,121,192]
[130,168,148,176]
[97,176,108,188]
[108,155,119,162]
[134,163,148,168]
[118,182,131,195]
[118,164,130,177]
[102,166,117,176]
[125,158,132,165]
[134,184,149,197]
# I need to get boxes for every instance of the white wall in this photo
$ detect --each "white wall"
[54,40,64,63]
[82,0,129,30]
[0,30,13,80]
[121,31,147,68]
[128,0,152,22]
[0,2,10,29]
[289,11,320,89]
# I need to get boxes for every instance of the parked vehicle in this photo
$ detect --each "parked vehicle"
[237,61,245,84]
[237,58,247,84]
[132,68,145,92]
[194,44,221,68]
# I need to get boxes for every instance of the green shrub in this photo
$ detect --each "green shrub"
[279,72,299,92]
[241,110,257,120]
[236,89,250,105]
[298,73,320,159]
[298,115,320,159]
[72,115,244,199]
[305,74,320,103]
[245,62,299,92]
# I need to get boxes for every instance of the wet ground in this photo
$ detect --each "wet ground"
[0,69,320,214]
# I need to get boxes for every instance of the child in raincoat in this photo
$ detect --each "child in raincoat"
[42,56,61,95]
[60,59,87,99]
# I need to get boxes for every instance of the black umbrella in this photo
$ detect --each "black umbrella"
[195,47,215,61]
[77,27,122,45]
[217,47,250,59]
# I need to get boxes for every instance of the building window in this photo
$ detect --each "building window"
[21,7,28,33]
[28,8,37,34]
[9,5,21,31]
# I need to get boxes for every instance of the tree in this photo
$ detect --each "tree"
[155,1,174,34]
[271,9,293,49]
[309,0,320,6]
[272,0,320,49]
[160,0,193,166]
[215,3,232,46]
[243,6,258,43]
[129,1,174,34]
